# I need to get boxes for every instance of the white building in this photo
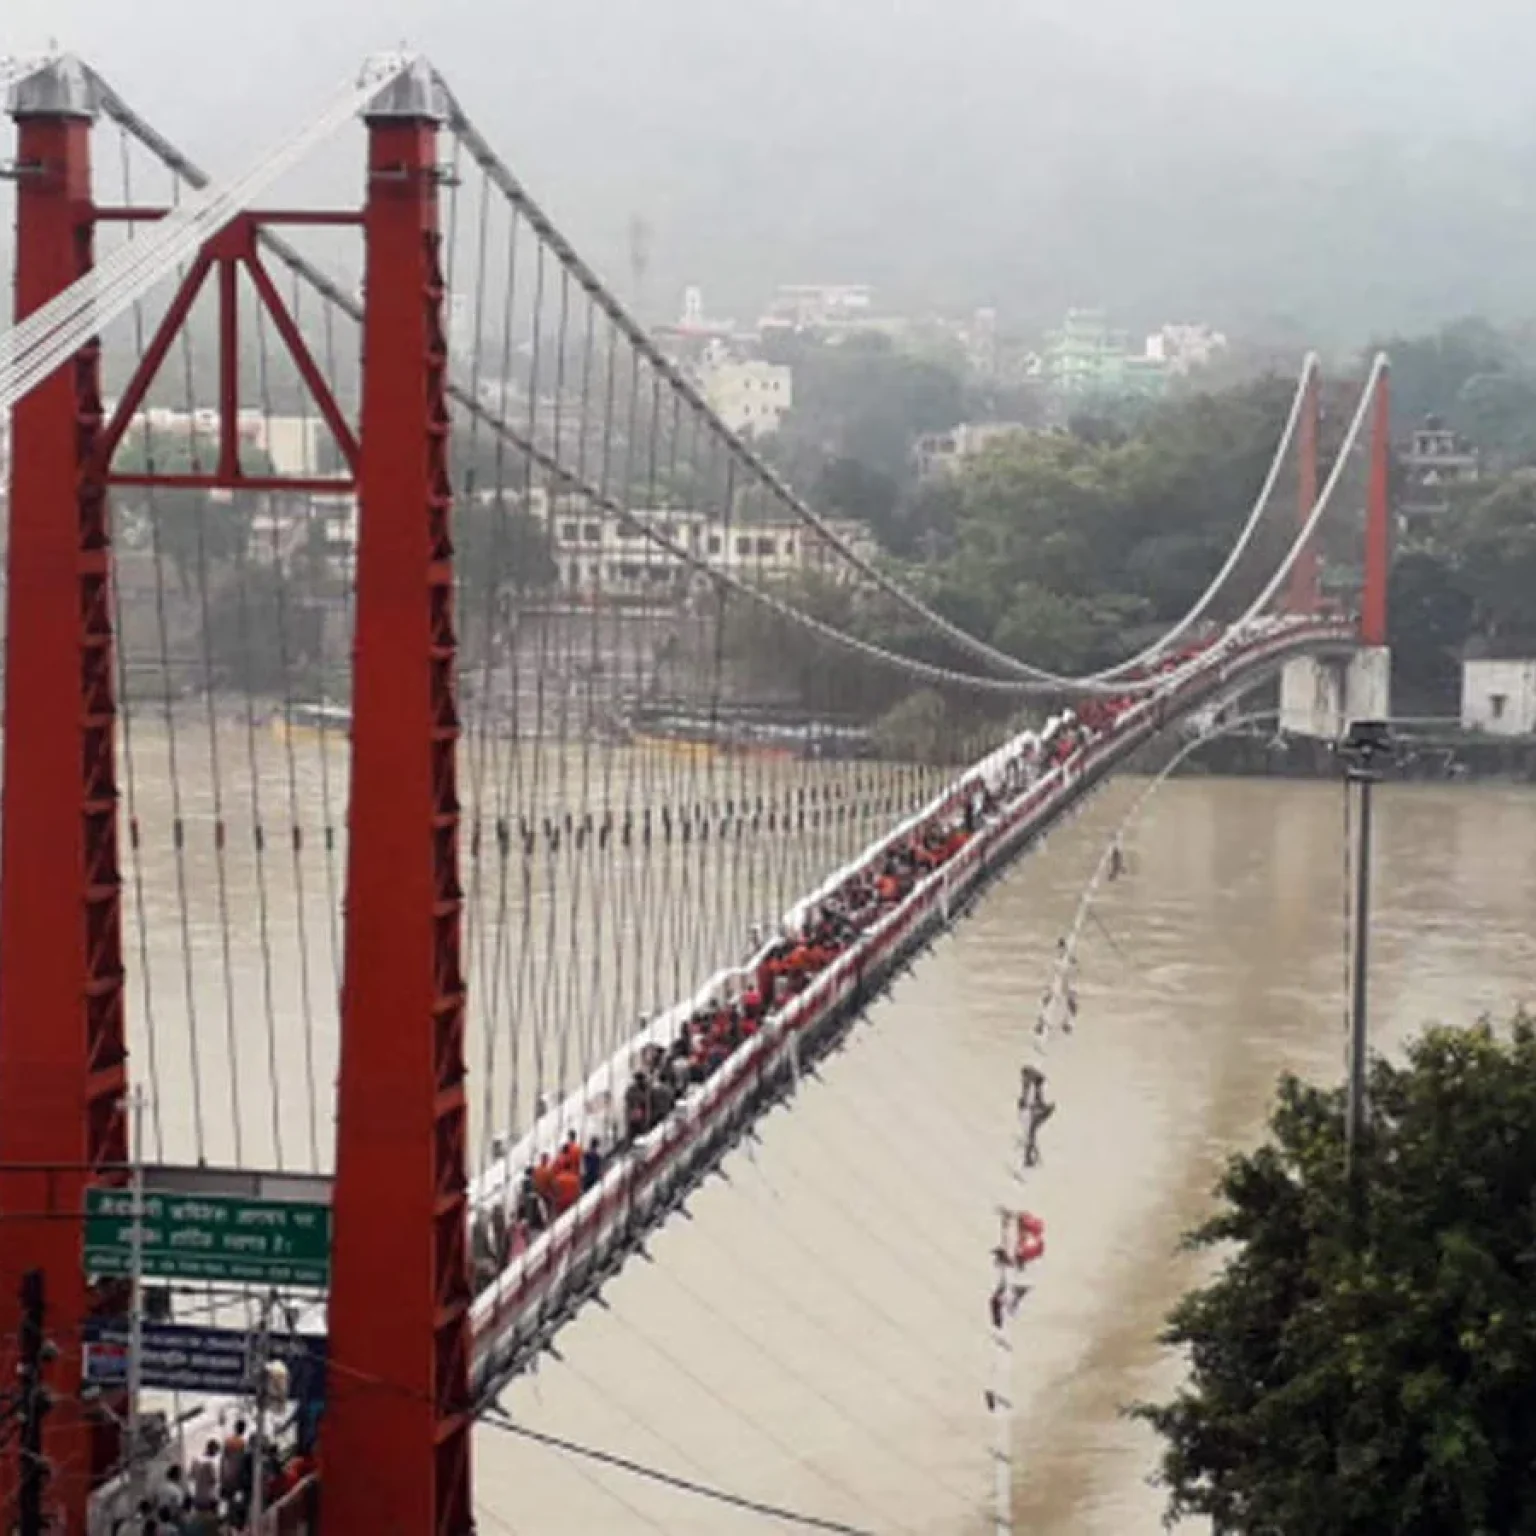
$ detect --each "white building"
[539,503,871,601]
[102,404,334,478]
[1461,659,1536,737]
[674,285,737,337]
[759,284,874,333]
[699,359,793,438]
[1145,323,1229,376]
[914,421,1032,478]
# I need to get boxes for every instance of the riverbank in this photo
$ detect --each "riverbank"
[1159,728,1536,783]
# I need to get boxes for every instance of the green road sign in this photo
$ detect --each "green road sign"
[83,1189,331,1288]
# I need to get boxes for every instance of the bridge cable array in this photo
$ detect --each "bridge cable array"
[0,52,1387,1530]
[16,55,1340,703]
[0,54,413,414]
[984,707,1289,1533]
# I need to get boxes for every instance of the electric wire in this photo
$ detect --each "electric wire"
[481,1416,880,1536]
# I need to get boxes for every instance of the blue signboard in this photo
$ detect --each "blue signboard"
[81,1321,327,1406]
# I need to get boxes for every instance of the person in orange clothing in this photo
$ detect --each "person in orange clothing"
[550,1162,582,1214]
[555,1130,582,1180]
[532,1152,555,1206]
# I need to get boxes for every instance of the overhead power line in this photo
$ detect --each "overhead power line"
[480,1414,880,1536]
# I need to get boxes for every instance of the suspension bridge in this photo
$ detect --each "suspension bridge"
[0,50,1394,1536]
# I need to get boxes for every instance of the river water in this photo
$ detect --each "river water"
[465,776,1536,1535]
[93,725,1536,1534]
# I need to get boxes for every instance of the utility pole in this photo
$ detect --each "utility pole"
[249,1290,275,1534]
[17,1267,54,1536]
[1339,719,1392,1188]
[126,1085,147,1514]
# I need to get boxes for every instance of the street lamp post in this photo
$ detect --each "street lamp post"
[1338,718,1392,1187]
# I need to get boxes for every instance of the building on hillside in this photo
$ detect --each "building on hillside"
[1144,323,1229,376]
[698,358,793,438]
[1042,309,1158,401]
[759,284,874,333]
[1401,416,1480,535]
[676,286,737,337]
[914,421,1034,479]
[536,502,872,602]
[966,308,999,380]
[1461,658,1536,737]
[103,403,335,478]
[1043,309,1123,397]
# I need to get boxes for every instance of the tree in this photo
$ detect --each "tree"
[202,566,325,695]
[1136,1017,1536,1535]
[815,456,899,541]
[146,490,252,598]
[771,335,965,487]
[1387,550,1473,712]
[1454,372,1536,467]
[1373,319,1517,435]
[456,498,558,598]
[870,689,950,764]
[1448,476,1536,648]
[876,374,1299,673]
[113,430,274,596]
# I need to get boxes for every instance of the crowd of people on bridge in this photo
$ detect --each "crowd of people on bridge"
[465,643,1230,1296]
[467,730,1058,1295]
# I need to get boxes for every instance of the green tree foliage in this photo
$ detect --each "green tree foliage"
[765,331,965,487]
[1383,470,1536,709]
[1453,476,1536,647]
[1376,318,1536,467]
[720,575,909,719]
[1137,1018,1536,1535]
[202,566,326,696]
[1454,373,1536,466]
[113,427,276,480]
[909,376,1299,672]
[1377,319,1517,435]
[455,498,559,598]
[140,490,251,598]
[870,689,950,764]
[1387,551,1474,710]
[815,456,900,542]
[112,430,276,596]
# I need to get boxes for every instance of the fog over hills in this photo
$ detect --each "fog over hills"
[5,0,1535,341]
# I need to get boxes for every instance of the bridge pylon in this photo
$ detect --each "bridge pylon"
[1362,360,1393,648]
[0,58,127,1531]
[320,60,476,1536]
[1287,358,1321,616]
[1279,358,1393,740]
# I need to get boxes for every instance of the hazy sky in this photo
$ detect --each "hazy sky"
[6,0,1536,336]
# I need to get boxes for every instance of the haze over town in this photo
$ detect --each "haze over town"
[7,0,1536,340]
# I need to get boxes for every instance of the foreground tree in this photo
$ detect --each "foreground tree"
[1137,1018,1536,1535]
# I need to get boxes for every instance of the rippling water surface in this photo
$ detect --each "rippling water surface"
[472,778,1536,1535]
